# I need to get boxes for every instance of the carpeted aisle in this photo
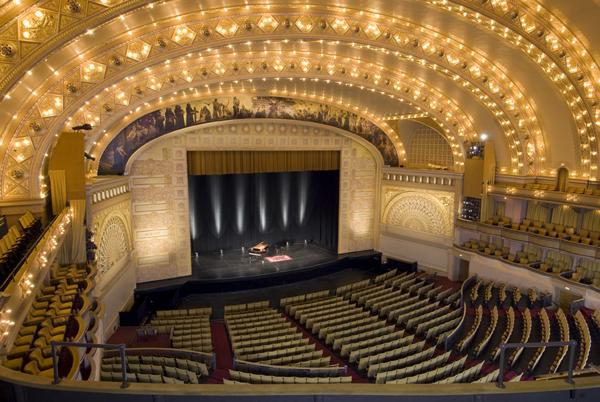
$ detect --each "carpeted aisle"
[207,320,233,383]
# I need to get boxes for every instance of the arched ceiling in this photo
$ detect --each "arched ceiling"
[0,0,597,200]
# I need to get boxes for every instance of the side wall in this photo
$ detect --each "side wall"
[377,172,461,274]
[87,178,135,338]
[127,119,381,283]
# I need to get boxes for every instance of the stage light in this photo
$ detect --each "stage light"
[234,176,246,234]
[298,172,310,226]
[257,175,268,233]
[209,176,223,237]
[280,173,290,230]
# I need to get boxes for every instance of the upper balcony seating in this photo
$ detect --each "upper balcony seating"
[535,251,572,274]
[567,259,600,288]
[2,264,97,379]
[0,212,43,287]
[494,181,600,196]
[505,244,542,266]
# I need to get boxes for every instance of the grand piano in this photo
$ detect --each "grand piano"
[249,241,269,256]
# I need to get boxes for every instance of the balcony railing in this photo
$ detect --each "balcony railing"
[382,167,461,188]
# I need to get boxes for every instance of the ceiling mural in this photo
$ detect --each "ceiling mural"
[98,95,399,175]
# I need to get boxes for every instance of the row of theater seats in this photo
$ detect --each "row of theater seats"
[225,370,352,384]
[0,211,42,287]
[100,353,211,384]
[495,181,600,196]
[148,308,213,353]
[223,301,351,384]
[484,214,600,247]
[461,238,600,289]
[2,264,100,380]
[460,278,598,378]
[225,301,332,367]
[280,270,501,385]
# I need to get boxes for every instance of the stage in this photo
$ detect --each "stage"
[134,244,381,294]
[191,243,336,281]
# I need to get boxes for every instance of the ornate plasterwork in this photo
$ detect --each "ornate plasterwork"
[96,214,129,275]
[127,119,380,283]
[89,197,132,276]
[382,188,455,238]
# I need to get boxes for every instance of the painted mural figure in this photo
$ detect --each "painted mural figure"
[98,96,400,175]
[174,105,185,129]
[165,108,176,131]
[185,103,198,126]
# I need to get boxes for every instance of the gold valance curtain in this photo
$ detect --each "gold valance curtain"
[187,151,340,175]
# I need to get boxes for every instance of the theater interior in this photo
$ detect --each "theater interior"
[0,1,600,401]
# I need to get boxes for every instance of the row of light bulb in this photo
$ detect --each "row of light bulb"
[67,49,474,163]
[7,10,544,176]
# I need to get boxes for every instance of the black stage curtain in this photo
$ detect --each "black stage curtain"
[188,170,339,253]
[187,150,340,175]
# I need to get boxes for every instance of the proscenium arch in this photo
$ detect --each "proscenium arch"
[89,95,401,177]
[1,6,556,177]
[121,118,386,176]
[121,118,385,259]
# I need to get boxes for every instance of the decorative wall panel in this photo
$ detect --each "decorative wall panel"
[382,187,455,238]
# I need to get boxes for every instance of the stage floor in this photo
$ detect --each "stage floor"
[191,243,336,281]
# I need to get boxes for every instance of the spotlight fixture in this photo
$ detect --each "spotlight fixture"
[83,152,95,161]
[72,123,93,131]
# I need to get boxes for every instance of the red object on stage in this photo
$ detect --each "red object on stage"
[265,255,293,263]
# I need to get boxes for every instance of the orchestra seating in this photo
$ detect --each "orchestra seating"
[5,266,600,388]
[100,350,213,384]
[222,300,350,383]
[148,308,213,353]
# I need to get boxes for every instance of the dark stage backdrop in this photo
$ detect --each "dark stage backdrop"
[188,170,339,253]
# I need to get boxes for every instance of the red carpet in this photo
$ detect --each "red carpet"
[106,326,171,348]
[207,320,233,383]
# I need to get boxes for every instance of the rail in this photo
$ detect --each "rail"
[51,341,128,388]
[497,340,578,388]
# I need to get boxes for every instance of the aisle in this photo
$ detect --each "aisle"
[206,320,233,384]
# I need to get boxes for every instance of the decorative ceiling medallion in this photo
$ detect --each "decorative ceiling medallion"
[146,76,163,91]
[80,61,106,83]
[37,94,63,117]
[257,15,279,33]
[330,17,349,34]
[295,16,314,33]
[18,9,57,42]
[215,19,239,38]
[171,25,196,45]
[126,40,151,62]
[364,23,381,40]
